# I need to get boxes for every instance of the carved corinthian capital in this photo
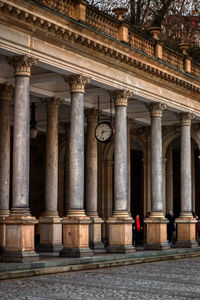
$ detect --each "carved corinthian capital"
[86,108,99,122]
[109,90,132,107]
[178,112,195,126]
[44,97,63,113]
[146,102,167,117]
[8,55,38,76]
[64,74,91,93]
[0,83,14,101]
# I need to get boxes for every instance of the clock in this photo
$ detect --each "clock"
[95,122,113,143]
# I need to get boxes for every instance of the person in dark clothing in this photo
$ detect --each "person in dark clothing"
[166,211,176,246]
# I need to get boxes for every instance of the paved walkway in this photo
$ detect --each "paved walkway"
[0,257,200,299]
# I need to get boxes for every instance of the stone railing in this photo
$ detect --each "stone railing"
[162,47,184,70]
[191,62,200,78]
[35,0,76,19]
[33,0,199,80]
[86,6,119,39]
[129,31,155,56]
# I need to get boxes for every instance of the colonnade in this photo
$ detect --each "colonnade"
[0,55,198,262]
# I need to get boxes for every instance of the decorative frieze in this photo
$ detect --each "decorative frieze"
[0,1,200,95]
[8,55,38,76]
[110,90,132,107]
[64,74,91,93]
[146,102,167,118]
[178,112,195,126]
[0,84,13,101]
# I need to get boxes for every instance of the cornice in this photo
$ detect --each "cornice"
[0,0,200,97]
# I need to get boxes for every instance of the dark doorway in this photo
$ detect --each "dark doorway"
[173,147,181,217]
[131,149,144,218]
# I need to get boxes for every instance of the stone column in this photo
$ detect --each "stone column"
[3,55,39,262]
[60,74,93,257]
[191,143,195,212]
[176,113,197,247]
[107,90,135,253]
[127,117,132,215]
[166,144,173,213]
[63,122,70,215]
[144,102,169,250]
[85,109,104,250]
[0,84,13,253]
[38,97,63,252]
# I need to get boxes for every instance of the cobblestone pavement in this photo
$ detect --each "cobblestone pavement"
[1,257,200,300]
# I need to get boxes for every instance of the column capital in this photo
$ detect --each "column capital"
[64,74,91,93]
[146,102,167,117]
[8,55,38,76]
[0,83,14,101]
[127,117,134,129]
[110,90,132,107]
[86,108,99,122]
[44,97,63,113]
[178,112,195,126]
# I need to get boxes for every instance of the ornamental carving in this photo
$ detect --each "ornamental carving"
[146,102,167,117]
[0,84,14,101]
[8,55,38,76]
[35,0,75,18]
[177,112,195,126]
[64,74,91,93]
[44,97,63,112]
[109,90,132,107]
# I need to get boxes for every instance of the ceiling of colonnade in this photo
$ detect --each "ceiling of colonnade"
[0,53,191,134]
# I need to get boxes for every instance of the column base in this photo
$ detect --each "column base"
[59,211,93,258]
[37,217,62,252]
[2,215,39,262]
[106,212,135,254]
[106,245,135,254]
[1,250,39,263]
[175,216,198,248]
[60,247,93,258]
[88,214,105,251]
[144,215,170,250]
[0,215,9,255]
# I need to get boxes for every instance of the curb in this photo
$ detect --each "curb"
[1,249,200,280]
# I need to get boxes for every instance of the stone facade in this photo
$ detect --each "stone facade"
[0,0,199,261]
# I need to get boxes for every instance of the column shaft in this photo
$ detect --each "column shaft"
[166,144,173,213]
[115,106,127,211]
[85,109,98,215]
[147,102,166,215]
[180,114,194,214]
[45,98,62,216]
[69,92,84,211]
[0,84,12,215]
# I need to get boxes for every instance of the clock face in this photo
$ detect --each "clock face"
[95,122,113,142]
